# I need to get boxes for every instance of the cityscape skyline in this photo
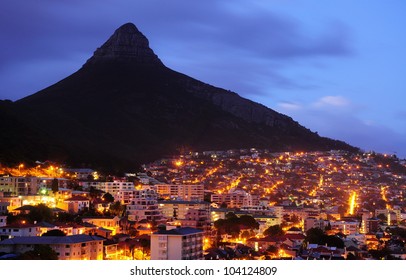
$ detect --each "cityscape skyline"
[1,148,405,260]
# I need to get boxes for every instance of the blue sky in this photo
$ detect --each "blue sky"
[1,0,405,158]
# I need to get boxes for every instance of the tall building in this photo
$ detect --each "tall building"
[150,226,204,260]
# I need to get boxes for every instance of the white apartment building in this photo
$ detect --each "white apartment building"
[0,223,41,239]
[150,227,204,260]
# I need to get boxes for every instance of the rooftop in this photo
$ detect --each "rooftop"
[0,234,104,245]
[153,227,203,236]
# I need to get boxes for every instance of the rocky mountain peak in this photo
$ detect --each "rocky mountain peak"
[85,22,163,65]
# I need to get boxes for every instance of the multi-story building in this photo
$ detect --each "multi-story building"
[253,214,280,235]
[180,208,211,235]
[0,234,104,260]
[64,168,96,180]
[304,217,327,232]
[375,209,401,223]
[330,220,359,235]
[363,218,380,233]
[82,216,121,235]
[158,200,210,220]
[150,226,204,260]
[211,189,254,208]
[83,181,135,204]
[62,196,90,213]
[0,195,22,212]
[0,177,41,196]
[0,223,41,239]
[155,184,204,201]
[126,187,165,223]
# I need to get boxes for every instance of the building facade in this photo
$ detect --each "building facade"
[0,234,104,260]
[155,184,204,201]
[150,227,204,260]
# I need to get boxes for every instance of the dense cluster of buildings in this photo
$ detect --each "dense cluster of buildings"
[0,149,405,260]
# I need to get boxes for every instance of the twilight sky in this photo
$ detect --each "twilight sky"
[1,0,405,158]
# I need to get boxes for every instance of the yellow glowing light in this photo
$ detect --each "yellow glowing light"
[348,191,357,215]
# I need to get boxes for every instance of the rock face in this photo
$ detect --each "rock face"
[86,23,163,65]
[181,78,295,128]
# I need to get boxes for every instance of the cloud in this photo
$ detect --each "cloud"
[313,95,351,108]
[277,101,303,111]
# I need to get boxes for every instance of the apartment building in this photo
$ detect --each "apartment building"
[330,220,360,235]
[155,184,204,201]
[84,181,135,204]
[0,234,104,260]
[126,187,165,223]
[150,226,204,260]
[158,200,210,220]
[0,223,41,239]
[0,177,41,196]
[210,187,261,209]
[82,216,121,235]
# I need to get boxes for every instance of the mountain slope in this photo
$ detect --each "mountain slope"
[0,23,357,171]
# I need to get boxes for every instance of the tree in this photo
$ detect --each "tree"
[266,245,278,254]
[305,228,344,248]
[376,213,387,223]
[89,186,101,200]
[305,228,325,244]
[110,201,125,217]
[28,204,53,223]
[220,202,228,208]
[239,215,259,230]
[102,192,115,203]
[51,178,59,193]
[263,225,284,237]
[18,245,58,260]
[42,229,66,236]
[55,212,76,223]
[139,238,151,260]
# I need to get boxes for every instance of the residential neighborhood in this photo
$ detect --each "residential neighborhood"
[0,149,405,260]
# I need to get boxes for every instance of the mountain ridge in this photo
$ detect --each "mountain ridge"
[0,23,358,171]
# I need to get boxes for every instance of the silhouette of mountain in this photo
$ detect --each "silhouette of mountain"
[0,23,358,171]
